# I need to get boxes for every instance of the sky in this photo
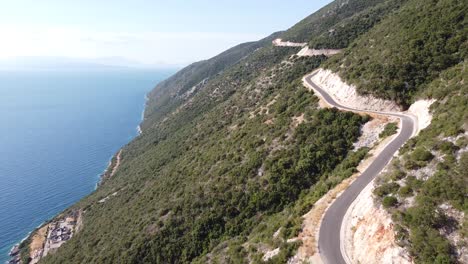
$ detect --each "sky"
[0,0,332,67]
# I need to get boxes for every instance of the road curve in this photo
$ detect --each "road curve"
[303,71,415,264]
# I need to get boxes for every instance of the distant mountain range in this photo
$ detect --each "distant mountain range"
[0,56,181,70]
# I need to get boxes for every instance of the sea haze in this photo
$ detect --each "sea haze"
[0,69,172,262]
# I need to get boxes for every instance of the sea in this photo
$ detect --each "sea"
[0,69,172,263]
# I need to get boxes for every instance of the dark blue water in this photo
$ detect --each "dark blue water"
[0,69,172,262]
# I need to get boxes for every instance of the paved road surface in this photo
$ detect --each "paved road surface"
[304,72,415,264]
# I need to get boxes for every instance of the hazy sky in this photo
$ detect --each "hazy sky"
[0,0,332,67]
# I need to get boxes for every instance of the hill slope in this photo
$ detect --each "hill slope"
[27,1,381,263]
[326,0,467,107]
[18,0,467,263]
[323,0,467,262]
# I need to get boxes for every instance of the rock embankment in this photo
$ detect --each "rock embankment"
[272,39,342,57]
[297,46,341,57]
[407,99,435,137]
[343,183,413,264]
[309,68,401,112]
[272,38,307,47]
[296,68,434,263]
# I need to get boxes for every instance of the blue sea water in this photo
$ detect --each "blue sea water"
[0,69,172,262]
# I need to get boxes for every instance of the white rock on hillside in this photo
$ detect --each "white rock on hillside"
[406,99,435,136]
[309,69,401,112]
[343,182,413,264]
[297,46,342,57]
[272,38,307,47]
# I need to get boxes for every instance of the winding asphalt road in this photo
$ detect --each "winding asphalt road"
[304,71,415,264]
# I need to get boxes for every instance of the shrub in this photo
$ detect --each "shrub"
[389,170,406,181]
[394,224,409,243]
[374,182,400,197]
[404,159,420,170]
[411,148,434,162]
[435,141,458,155]
[382,196,398,208]
[405,176,423,190]
[399,186,413,197]
[379,122,398,138]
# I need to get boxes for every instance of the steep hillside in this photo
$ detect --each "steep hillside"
[31,9,371,263]
[326,0,467,107]
[17,0,467,263]
[141,32,282,131]
[323,0,467,262]
[307,0,406,49]
[368,62,467,263]
[280,0,400,44]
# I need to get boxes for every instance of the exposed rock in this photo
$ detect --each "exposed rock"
[262,247,280,261]
[288,133,398,263]
[273,228,282,239]
[308,69,401,112]
[297,46,342,57]
[272,38,307,47]
[343,182,413,264]
[291,113,305,128]
[406,99,435,136]
[353,116,397,150]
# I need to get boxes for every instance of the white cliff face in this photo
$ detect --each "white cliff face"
[343,183,413,264]
[406,99,435,136]
[272,38,307,47]
[297,47,342,57]
[309,69,401,112]
[273,39,342,57]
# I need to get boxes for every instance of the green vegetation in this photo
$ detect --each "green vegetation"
[18,236,31,264]
[326,0,467,107]
[374,182,400,197]
[382,196,398,208]
[376,63,467,263]
[281,0,393,43]
[142,32,282,131]
[325,0,466,261]
[309,0,407,49]
[379,122,398,138]
[398,185,413,197]
[20,0,467,263]
[411,148,434,162]
[403,147,435,170]
[38,31,368,263]
[195,146,369,263]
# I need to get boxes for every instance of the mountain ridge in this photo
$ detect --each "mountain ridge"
[16,0,467,263]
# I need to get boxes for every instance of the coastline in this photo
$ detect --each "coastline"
[97,149,122,187]
[137,94,149,135]
[8,92,152,263]
[100,93,148,187]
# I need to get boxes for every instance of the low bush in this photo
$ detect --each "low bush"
[399,185,413,197]
[382,196,398,208]
[374,182,400,197]
[411,148,434,162]
[379,122,398,138]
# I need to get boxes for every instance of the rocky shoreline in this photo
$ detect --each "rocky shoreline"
[7,244,20,264]
[7,93,146,263]
[7,147,123,264]
[7,210,81,264]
